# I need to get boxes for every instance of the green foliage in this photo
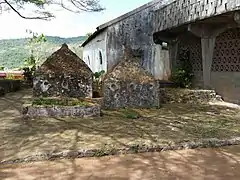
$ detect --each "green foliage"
[171,49,194,88]
[171,68,194,88]
[32,98,90,107]
[24,54,36,70]
[28,32,47,44]
[24,31,48,71]
[0,66,4,70]
[1,0,105,20]
[0,36,86,69]
[93,70,106,98]
[120,109,140,119]
[5,73,15,80]
[94,70,105,79]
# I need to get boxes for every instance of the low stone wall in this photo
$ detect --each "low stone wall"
[22,104,101,118]
[0,80,21,96]
[159,88,222,104]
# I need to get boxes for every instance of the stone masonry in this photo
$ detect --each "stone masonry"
[103,48,160,109]
[153,0,240,32]
[33,44,93,98]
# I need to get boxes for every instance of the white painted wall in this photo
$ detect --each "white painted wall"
[83,31,107,73]
[152,44,171,80]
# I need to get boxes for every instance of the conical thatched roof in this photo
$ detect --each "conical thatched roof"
[104,47,155,83]
[38,43,93,77]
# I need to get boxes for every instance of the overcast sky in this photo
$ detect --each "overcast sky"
[0,0,151,39]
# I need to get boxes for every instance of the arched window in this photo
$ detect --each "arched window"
[99,51,103,65]
[87,56,90,65]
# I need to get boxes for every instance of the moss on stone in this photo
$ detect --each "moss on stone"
[32,97,92,107]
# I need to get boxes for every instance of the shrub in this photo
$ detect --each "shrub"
[171,49,194,88]
[171,68,194,88]
[5,73,15,80]
[93,70,106,98]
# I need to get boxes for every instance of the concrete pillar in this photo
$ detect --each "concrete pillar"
[201,37,216,89]
[153,44,171,80]
[169,41,179,71]
[153,44,162,79]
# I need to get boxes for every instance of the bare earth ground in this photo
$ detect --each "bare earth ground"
[1,145,240,180]
[1,89,240,163]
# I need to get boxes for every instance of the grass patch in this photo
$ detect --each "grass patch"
[32,98,91,107]
[2,89,240,163]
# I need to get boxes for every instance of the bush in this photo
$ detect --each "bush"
[171,68,194,88]
[93,70,106,98]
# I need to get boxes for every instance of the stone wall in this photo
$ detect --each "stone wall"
[103,53,160,109]
[33,73,93,98]
[23,103,101,118]
[208,27,240,104]
[0,80,21,96]
[159,88,221,104]
[106,5,155,74]
[154,0,240,32]
[211,72,240,104]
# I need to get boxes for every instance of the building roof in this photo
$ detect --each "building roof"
[81,0,161,47]
[38,43,93,76]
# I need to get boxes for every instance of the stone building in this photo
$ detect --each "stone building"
[33,44,93,98]
[81,0,166,77]
[153,0,240,104]
[82,0,240,104]
[103,48,160,109]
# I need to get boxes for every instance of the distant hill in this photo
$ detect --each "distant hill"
[0,36,87,69]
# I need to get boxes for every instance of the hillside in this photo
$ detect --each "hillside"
[0,36,87,69]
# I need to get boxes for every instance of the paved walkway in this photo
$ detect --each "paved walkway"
[1,145,240,180]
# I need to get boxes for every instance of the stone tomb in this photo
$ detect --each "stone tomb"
[24,44,100,117]
[33,43,93,98]
[103,48,160,109]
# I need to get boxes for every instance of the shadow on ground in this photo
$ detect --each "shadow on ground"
[1,145,240,180]
[1,89,240,164]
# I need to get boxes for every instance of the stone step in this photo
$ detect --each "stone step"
[159,88,223,104]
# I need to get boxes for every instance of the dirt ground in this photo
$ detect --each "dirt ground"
[1,89,240,163]
[1,145,240,180]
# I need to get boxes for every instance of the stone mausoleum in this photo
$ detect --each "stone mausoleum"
[33,44,93,98]
[103,48,160,109]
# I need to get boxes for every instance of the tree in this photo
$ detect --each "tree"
[24,30,47,71]
[23,31,47,85]
[0,0,104,20]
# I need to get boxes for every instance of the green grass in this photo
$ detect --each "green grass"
[1,89,240,162]
[32,98,91,107]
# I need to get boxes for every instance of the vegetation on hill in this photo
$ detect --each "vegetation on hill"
[0,36,86,69]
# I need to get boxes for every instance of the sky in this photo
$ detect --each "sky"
[0,0,151,39]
